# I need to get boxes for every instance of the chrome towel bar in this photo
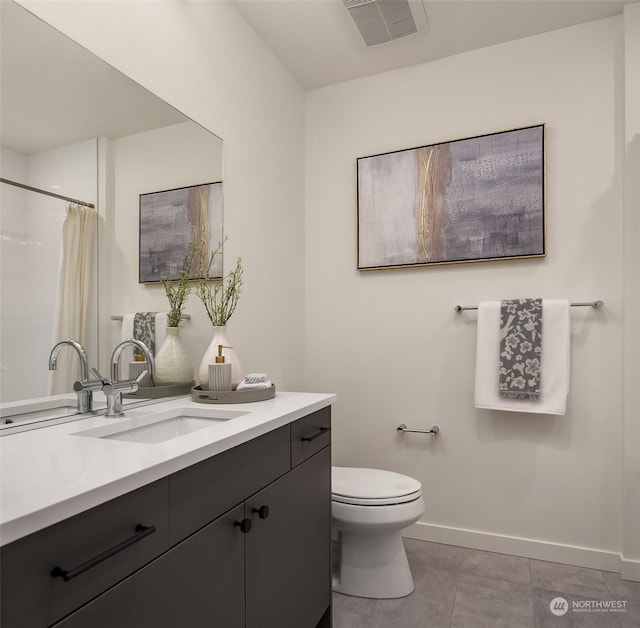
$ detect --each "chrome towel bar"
[111,314,191,321]
[454,300,603,312]
[397,424,439,436]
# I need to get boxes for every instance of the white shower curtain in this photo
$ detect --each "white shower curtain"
[49,203,98,395]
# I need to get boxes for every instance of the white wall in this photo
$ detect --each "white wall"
[0,140,97,401]
[20,0,307,389]
[306,17,632,573]
[622,1,640,580]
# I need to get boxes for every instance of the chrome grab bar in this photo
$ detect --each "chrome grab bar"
[397,424,439,436]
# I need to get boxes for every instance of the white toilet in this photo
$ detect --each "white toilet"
[331,466,425,599]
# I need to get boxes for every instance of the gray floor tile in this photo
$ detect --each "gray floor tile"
[602,572,640,628]
[530,560,611,598]
[461,548,532,585]
[532,587,623,627]
[404,538,467,574]
[332,592,376,628]
[450,572,535,628]
[365,566,458,628]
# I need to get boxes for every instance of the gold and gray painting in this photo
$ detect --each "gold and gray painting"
[357,125,544,269]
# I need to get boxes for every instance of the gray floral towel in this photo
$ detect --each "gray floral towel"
[499,298,542,400]
[133,312,156,358]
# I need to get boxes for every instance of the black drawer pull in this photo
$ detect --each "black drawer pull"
[51,524,156,582]
[234,518,252,533]
[300,426,331,442]
[252,505,270,520]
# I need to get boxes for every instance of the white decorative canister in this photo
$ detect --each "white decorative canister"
[154,327,193,385]
[198,326,243,390]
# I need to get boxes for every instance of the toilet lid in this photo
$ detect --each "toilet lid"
[332,467,422,506]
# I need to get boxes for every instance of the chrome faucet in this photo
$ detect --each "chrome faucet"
[49,339,96,413]
[106,339,155,417]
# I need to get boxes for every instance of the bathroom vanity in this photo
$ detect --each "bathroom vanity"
[0,392,334,628]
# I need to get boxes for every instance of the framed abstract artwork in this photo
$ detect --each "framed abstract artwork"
[139,182,223,283]
[357,124,545,270]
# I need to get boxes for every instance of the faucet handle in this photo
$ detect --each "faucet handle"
[103,370,147,397]
[89,367,103,380]
[73,378,107,393]
[133,370,148,386]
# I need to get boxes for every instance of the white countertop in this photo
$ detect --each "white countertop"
[0,391,335,546]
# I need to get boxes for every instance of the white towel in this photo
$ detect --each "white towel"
[121,314,135,342]
[155,313,168,350]
[236,373,271,391]
[474,299,570,415]
[121,314,135,376]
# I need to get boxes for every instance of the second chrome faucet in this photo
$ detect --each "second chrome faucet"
[105,339,156,417]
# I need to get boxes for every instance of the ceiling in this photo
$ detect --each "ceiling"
[232,0,634,90]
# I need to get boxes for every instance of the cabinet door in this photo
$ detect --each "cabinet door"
[246,446,331,628]
[53,505,245,628]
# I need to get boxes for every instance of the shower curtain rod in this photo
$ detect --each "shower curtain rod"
[0,177,95,209]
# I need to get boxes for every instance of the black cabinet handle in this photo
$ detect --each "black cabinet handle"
[252,505,270,520]
[51,524,156,582]
[234,518,252,534]
[301,426,331,442]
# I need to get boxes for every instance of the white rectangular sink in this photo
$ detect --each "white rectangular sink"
[74,407,247,444]
[1,397,79,430]
[100,415,226,444]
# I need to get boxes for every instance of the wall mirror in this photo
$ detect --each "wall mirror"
[0,1,223,425]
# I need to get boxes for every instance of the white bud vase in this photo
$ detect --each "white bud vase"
[199,325,243,390]
[154,327,194,386]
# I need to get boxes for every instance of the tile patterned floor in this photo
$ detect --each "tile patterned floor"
[333,539,640,628]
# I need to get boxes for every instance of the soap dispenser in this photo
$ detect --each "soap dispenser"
[208,345,232,392]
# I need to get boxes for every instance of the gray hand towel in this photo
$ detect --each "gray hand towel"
[133,312,156,357]
[499,298,542,400]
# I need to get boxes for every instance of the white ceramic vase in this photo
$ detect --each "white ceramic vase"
[198,325,243,390]
[154,327,194,386]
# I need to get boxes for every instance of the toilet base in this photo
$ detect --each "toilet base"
[333,529,414,599]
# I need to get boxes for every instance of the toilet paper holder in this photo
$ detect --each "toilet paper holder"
[397,424,439,436]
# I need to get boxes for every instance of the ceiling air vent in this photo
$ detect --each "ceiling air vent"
[344,0,417,47]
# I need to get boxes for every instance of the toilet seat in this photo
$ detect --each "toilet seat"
[332,467,422,506]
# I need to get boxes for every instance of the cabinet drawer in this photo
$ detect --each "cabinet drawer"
[290,406,331,467]
[0,478,169,628]
[52,505,245,628]
[170,425,290,544]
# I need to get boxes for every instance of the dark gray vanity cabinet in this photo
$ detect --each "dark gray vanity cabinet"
[0,406,332,628]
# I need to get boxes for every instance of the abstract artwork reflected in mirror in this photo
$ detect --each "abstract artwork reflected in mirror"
[139,182,223,283]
